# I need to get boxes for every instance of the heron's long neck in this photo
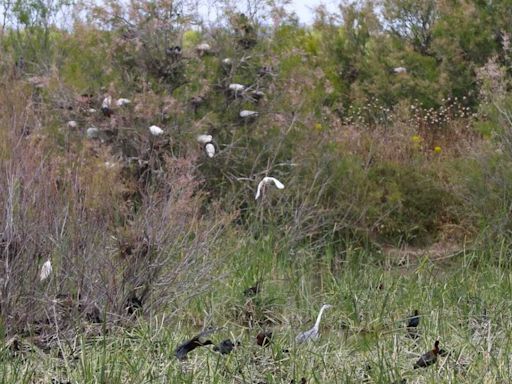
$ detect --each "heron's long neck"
[314,307,327,329]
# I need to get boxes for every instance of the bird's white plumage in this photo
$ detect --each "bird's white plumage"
[205,143,215,158]
[40,259,52,282]
[197,134,213,144]
[229,83,245,92]
[86,127,99,139]
[102,96,112,109]
[197,43,211,52]
[67,120,78,129]
[393,67,407,74]
[255,177,285,200]
[222,58,232,65]
[149,125,164,136]
[296,304,332,343]
[116,98,131,106]
[240,110,258,118]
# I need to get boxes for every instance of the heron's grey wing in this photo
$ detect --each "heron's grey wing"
[296,328,316,343]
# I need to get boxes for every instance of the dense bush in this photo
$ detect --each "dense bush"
[1,0,512,343]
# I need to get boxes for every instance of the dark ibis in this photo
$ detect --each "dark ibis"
[413,340,441,369]
[256,331,272,347]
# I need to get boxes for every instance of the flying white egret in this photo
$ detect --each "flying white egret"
[229,83,245,92]
[393,67,407,74]
[255,177,285,200]
[205,142,215,158]
[240,110,258,118]
[196,134,213,144]
[295,304,332,343]
[116,98,131,107]
[40,259,52,282]
[149,125,164,136]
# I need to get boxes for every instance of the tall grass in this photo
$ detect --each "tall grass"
[2,244,512,383]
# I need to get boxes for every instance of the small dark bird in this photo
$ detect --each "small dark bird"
[175,332,214,361]
[14,56,25,77]
[406,310,420,338]
[243,281,261,297]
[407,310,420,328]
[256,331,272,347]
[166,46,182,57]
[213,339,239,355]
[414,340,441,369]
[126,293,142,316]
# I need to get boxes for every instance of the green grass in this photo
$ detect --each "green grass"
[2,244,512,383]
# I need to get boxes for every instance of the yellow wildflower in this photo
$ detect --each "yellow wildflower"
[434,146,442,153]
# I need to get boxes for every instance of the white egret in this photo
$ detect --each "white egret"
[116,98,131,107]
[240,110,258,118]
[229,83,245,92]
[149,125,164,136]
[67,121,78,129]
[255,177,285,200]
[296,304,332,343]
[205,142,215,158]
[101,95,112,116]
[196,134,213,144]
[393,67,407,74]
[40,259,52,282]
[86,127,99,139]
[196,43,211,55]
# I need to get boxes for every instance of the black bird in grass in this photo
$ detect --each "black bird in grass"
[244,281,261,297]
[213,339,239,355]
[406,310,420,338]
[125,293,142,316]
[175,330,214,361]
[407,310,420,328]
[414,340,441,369]
[256,331,272,347]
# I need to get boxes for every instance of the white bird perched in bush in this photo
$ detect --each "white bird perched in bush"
[229,83,245,92]
[101,95,112,116]
[255,177,284,200]
[67,120,78,129]
[196,43,211,55]
[40,259,52,282]
[205,142,215,158]
[86,127,99,139]
[116,98,131,107]
[197,134,213,144]
[393,66,407,74]
[240,110,258,118]
[296,304,332,343]
[149,125,164,136]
